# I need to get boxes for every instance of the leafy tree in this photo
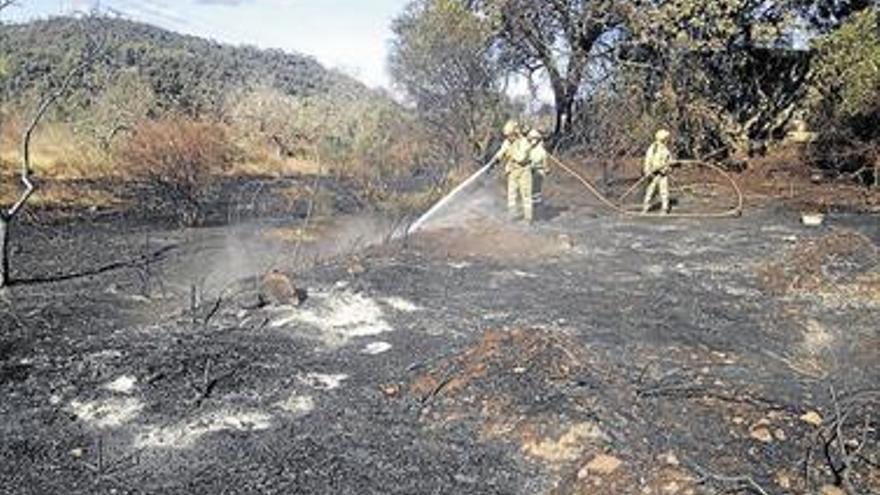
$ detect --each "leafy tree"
[812,7,880,119]
[810,7,880,185]
[390,0,507,164]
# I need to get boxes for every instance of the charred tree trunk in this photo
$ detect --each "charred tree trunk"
[0,215,9,287]
[874,156,879,188]
[0,29,102,288]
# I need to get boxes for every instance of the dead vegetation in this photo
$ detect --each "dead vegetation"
[756,229,880,306]
[118,119,238,226]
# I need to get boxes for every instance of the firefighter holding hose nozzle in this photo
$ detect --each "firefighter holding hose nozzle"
[490,120,535,223]
[642,129,673,215]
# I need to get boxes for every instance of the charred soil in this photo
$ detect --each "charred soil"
[1,174,878,494]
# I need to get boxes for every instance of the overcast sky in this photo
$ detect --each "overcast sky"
[2,0,411,88]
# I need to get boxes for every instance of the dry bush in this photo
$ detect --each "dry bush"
[118,119,237,225]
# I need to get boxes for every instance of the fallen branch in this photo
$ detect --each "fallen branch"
[691,462,771,495]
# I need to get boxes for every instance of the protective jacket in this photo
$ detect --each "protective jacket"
[643,141,672,176]
[495,137,532,174]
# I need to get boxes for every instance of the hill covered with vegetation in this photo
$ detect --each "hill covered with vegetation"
[0,16,365,116]
[0,16,437,225]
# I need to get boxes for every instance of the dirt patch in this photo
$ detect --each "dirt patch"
[411,224,570,261]
[735,150,880,212]
[409,327,606,485]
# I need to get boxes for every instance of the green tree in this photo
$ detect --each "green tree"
[390,0,506,165]
[812,8,880,119]
[811,8,880,186]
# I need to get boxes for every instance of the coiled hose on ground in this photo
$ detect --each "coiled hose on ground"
[548,154,744,219]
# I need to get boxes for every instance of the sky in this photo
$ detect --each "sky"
[2,0,412,89]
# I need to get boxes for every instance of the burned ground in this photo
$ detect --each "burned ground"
[0,177,878,494]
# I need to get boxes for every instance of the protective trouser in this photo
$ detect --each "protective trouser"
[532,170,544,205]
[643,172,669,212]
[507,166,534,222]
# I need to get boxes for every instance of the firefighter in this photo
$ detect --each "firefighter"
[490,120,522,169]
[642,129,673,214]
[527,129,548,211]
[490,120,533,222]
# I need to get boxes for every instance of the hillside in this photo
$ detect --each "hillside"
[0,16,425,222]
[0,16,370,116]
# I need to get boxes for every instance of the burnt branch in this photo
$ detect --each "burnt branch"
[691,462,771,495]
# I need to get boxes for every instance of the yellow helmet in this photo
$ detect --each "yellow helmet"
[655,129,671,142]
[502,120,519,137]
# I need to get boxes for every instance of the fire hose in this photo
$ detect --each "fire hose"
[548,154,744,219]
[407,153,744,235]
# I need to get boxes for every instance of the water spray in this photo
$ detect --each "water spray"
[405,152,742,238]
[406,160,496,235]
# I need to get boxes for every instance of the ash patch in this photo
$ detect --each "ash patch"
[270,289,393,347]
[68,397,144,429]
[135,410,273,449]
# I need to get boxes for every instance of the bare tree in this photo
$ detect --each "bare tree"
[0,16,105,287]
[474,0,625,136]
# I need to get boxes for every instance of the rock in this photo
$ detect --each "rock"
[557,234,575,249]
[380,384,401,398]
[749,425,773,443]
[260,270,299,306]
[347,257,366,276]
[579,454,623,477]
[661,452,680,467]
[800,410,823,427]
[820,485,846,495]
[70,448,84,459]
[775,471,792,490]
[774,428,787,441]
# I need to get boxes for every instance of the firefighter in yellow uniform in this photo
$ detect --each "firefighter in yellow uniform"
[527,129,548,211]
[491,120,522,169]
[642,129,673,214]
[490,120,533,222]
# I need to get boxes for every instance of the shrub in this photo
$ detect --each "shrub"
[809,9,880,186]
[119,119,236,225]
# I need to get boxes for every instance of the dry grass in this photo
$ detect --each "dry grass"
[0,122,114,180]
[226,156,324,177]
[738,147,880,211]
[0,176,121,209]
